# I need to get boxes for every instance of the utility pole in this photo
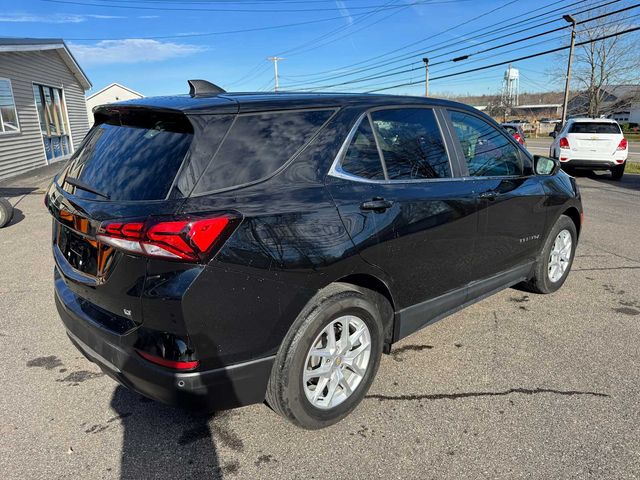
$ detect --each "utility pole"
[561,14,577,126]
[422,57,429,97]
[267,56,285,92]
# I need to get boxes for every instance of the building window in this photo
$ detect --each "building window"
[0,79,20,134]
[33,84,71,161]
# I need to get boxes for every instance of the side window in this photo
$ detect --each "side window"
[194,109,333,193]
[341,117,385,180]
[370,108,451,180]
[0,79,19,134]
[449,110,524,177]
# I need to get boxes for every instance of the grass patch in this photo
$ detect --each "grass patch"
[625,162,640,174]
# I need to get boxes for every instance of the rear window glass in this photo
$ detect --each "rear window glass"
[569,122,621,134]
[63,110,193,201]
[502,125,518,135]
[193,109,334,194]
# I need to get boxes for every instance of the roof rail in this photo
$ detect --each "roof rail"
[188,79,226,97]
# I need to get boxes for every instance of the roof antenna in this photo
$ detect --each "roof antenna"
[188,79,226,97]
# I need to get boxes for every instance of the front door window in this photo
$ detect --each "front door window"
[33,84,71,162]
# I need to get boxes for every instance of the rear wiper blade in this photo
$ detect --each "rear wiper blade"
[64,177,111,200]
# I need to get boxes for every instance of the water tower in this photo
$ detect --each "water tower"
[502,64,519,106]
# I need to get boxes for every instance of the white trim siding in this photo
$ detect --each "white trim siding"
[0,48,90,179]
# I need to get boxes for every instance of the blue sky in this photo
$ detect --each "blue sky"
[0,0,633,98]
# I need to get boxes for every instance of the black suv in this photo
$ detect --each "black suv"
[46,81,582,429]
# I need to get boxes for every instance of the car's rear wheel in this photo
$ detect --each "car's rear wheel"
[523,215,577,294]
[611,163,625,181]
[265,283,387,429]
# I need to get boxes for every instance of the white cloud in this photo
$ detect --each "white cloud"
[0,13,123,23]
[69,39,205,66]
[334,0,353,25]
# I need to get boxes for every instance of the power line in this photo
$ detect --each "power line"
[40,0,467,13]
[284,2,636,91]
[366,25,640,92]
[281,0,618,87]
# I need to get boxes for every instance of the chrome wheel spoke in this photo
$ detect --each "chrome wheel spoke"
[304,363,332,381]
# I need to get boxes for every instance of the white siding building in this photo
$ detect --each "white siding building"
[86,83,144,120]
[0,38,92,180]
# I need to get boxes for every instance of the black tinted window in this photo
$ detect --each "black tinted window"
[370,108,450,180]
[64,110,192,201]
[569,122,621,134]
[194,109,333,193]
[449,111,523,177]
[502,125,518,135]
[341,117,385,180]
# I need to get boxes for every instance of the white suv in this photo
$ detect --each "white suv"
[550,118,628,180]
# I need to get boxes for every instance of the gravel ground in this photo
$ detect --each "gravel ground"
[1,171,639,480]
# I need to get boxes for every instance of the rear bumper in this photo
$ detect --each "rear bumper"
[559,159,624,169]
[54,273,274,412]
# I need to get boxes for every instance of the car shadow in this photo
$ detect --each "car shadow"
[571,168,640,192]
[111,386,230,480]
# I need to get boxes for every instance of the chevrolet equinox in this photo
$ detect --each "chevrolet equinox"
[46,80,582,429]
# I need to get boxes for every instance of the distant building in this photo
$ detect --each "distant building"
[510,104,562,120]
[0,38,92,180]
[568,85,640,123]
[86,83,144,120]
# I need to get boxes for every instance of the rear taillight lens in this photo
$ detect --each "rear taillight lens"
[617,138,628,150]
[97,214,239,262]
[559,137,570,149]
[137,350,200,371]
[514,133,524,144]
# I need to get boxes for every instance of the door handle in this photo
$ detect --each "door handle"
[360,197,394,212]
[478,190,499,200]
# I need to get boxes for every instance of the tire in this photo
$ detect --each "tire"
[611,163,625,181]
[265,282,387,429]
[523,215,577,294]
[0,198,13,228]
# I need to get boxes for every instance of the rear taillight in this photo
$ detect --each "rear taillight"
[559,137,570,149]
[137,350,200,371]
[97,214,238,262]
[514,133,524,144]
[617,138,628,150]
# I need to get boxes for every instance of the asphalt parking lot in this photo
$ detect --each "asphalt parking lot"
[1,169,639,479]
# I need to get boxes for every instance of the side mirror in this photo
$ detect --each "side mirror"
[534,155,560,176]
[549,131,556,138]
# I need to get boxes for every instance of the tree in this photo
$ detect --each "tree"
[566,6,640,116]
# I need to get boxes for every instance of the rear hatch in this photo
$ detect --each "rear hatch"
[567,122,621,160]
[48,107,202,334]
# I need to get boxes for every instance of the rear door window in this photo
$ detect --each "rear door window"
[340,117,386,180]
[193,109,334,194]
[370,108,451,180]
[569,122,621,134]
[64,110,193,201]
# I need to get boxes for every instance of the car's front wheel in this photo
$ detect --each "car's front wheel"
[266,283,388,429]
[523,214,577,294]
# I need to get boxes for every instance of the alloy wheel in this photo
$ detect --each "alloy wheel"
[302,315,371,410]
[548,229,572,282]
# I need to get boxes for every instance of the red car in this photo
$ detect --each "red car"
[501,122,527,147]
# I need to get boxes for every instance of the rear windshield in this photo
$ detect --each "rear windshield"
[502,125,518,135]
[569,122,621,134]
[63,109,193,201]
[193,109,334,194]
